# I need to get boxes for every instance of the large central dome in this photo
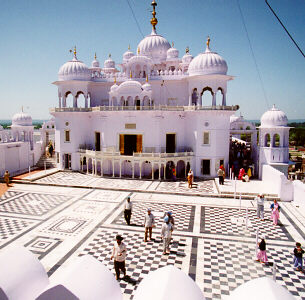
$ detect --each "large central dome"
[137,28,171,63]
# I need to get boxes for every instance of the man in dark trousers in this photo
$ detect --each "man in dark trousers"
[124,197,132,225]
[111,235,127,280]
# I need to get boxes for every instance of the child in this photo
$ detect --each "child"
[270,199,281,226]
[256,236,268,264]
[293,242,304,272]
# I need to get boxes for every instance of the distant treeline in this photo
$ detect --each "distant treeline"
[1,122,42,129]
[289,123,305,147]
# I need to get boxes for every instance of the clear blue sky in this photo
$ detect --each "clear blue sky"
[0,0,304,120]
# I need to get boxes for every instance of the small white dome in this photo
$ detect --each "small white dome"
[104,55,115,69]
[188,45,228,76]
[118,79,143,94]
[91,54,100,68]
[123,48,135,63]
[167,44,179,61]
[260,105,288,127]
[142,82,152,91]
[110,83,119,92]
[182,51,193,64]
[137,28,171,62]
[58,55,91,81]
[12,111,32,126]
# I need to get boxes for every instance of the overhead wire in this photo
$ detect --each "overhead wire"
[125,0,145,38]
[236,0,270,109]
[265,0,305,59]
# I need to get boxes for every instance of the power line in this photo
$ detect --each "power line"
[125,0,145,38]
[265,0,305,58]
[236,0,270,109]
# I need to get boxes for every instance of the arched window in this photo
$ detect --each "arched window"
[143,96,150,107]
[273,133,280,147]
[201,87,213,106]
[76,91,86,108]
[264,133,270,147]
[216,88,223,105]
[65,91,73,108]
[120,96,125,107]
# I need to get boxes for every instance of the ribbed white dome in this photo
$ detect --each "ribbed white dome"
[182,52,193,64]
[118,80,143,94]
[110,83,119,92]
[142,82,152,91]
[91,57,100,68]
[12,111,32,126]
[58,57,91,81]
[166,45,179,61]
[260,105,288,127]
[137,28,171,62]
[123,49,135,63]
[104,55,115,69]
[188,46,228,76]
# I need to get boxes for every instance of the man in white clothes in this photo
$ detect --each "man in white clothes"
[124,196,132,225]
[143,208,155,242]
[111,234,127,280]
[256,194,265,221]
[161,216,173,255]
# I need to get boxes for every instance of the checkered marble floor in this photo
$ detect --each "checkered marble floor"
[35,172,96,186]
[0,182,304,300]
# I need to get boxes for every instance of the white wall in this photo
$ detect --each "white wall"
[293,180,305,207]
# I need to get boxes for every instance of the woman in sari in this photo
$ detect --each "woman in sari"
[270,199,280,225]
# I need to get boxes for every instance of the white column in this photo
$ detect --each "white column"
[86,158,89,174]
[222,92,226,106]
[159,164,161,180]
[73,95,77,108]
[92,160,94,175]
[212,92,216,106]
[120,161,122,178]
[59,95,62,108]
[164,164,166,180]
[112,160,115,177]
[63,96,66,107]
[139,164,142,179]
[152,163,154,180]
[188,94,192,106]
[85,95,88,108]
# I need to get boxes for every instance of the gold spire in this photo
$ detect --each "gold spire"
[150,0,158,30]
[206,36,210,48]
[94,52,97,60]
[73,46,77,57]
[130,70,132,78]
[114,76,116,84]
[128,45,130,50]
[146,74,148,82]
[137,47,140,55]
[186,46,189,53]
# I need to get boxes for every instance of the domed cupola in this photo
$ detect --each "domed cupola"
[123,46,135,63]
[12,110,33,126]
[110,77,119,92]
[166,42,179,61]
[137,0,171,63]
[188,37,228,76]
[91,53,100,68]
[104,54,115,69]
[260,105,288,128]
[182,47,193,64]
[142,76,152,91]
[58,47,91,81]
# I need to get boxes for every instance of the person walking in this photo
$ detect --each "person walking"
[217,167,224,185]
[143,208,155,242]
[256,236,268,264]
[293,242,304,272]
[3,170,10,187]
[124,196,132,225]
[111,235,127,280]
[48,142,54,158]
[256,194,265,221]
[187,169,193,188]
[161,216,173,255]
[270,199,280,225]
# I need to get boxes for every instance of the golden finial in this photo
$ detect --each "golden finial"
[130,70,132,78]
[128,45,131,50]
[206,36,210,48]
[137,47,140,55]
[73,46,77,56]
[114,76,116,84]
[150,0,158,30]
[94,52,97,60]
[146,74,148,82]
[186,46,189,53]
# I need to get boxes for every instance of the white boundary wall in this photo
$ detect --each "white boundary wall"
[293,180,305,208]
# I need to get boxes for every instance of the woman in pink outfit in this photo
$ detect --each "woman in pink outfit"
[270,199,280,225]
[256,236,268,264]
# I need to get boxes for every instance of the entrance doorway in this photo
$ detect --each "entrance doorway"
[166,133,176,153]
[136,99,141,110]
[120,134,142,155]
[95,132,101,151]
[64,154,71,169]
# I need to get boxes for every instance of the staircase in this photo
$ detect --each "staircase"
[36,154,57,169]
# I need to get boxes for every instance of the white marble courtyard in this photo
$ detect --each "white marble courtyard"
[1,171,305,299]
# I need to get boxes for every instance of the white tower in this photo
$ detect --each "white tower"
[259,105,290,178]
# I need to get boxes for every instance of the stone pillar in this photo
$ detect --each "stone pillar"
[139,164,142,179]
[73,95,77,108]
[212,92,216,106]
[151,163,154,180]
[159,164,161,180]
[59,95,62,108]
[120,161,122,178]
[132,163,134,179]
[112,160,115,177]
[86,158,89,174]
[222,92,226,106]
[63,96,66,108]
[92,160,94,175]
[188,94,192,106]
[164,164,166,180]
[85,95,88,108]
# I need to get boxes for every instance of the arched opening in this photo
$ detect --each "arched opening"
[201,87,213,106]
[65,91,73,108]
[143,96,150,107]
[113,161,120,177]
[141,161,152,178]
[166,161,175,179]
[192,88,198,105]
[134,162,140,178]
[127,96,133,107]
[87,158,93,173]
[122,160,132,177]
[264,133,270,147]
[135,96,141,110]
[135,64,141,78]
[96,161,102,176]
[112,97,117,106]
[176,160,186,178]
[102,159,113,176]
[76,91,86,108]
[120,96,125,107]
[273,133,280,147]
[216,88,223,106]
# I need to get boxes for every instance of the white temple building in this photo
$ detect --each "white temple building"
[50,0,290,180]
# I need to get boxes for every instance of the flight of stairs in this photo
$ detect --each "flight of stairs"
[36,154,57,169]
